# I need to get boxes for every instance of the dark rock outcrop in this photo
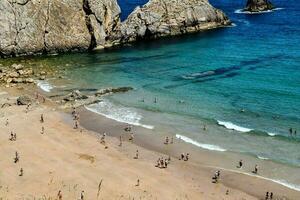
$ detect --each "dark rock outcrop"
[95,87,133,96]
[244,0,275,12]
[63,90,88,102]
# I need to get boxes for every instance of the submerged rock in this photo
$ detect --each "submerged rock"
[244,0,275,12]
[63,90,89,102]
[95,87,133,96]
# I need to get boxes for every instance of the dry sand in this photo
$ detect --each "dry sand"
[0,88,299,200]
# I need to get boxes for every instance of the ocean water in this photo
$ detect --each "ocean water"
[29,0,300,187]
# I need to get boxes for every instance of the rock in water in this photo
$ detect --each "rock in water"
[17,95,32,105]
[63,90,88,102]
[111,0,231,43]
[244,0,275,12]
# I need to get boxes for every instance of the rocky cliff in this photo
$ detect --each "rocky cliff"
[244,0,274,12]
[113,0,231,43]
[0,0,230,58]
[0,0,121,57]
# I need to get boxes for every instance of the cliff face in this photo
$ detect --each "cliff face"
[114,0,231,43]
[0,0,230,58]
[244,0,274,12]
[0,0,121,57]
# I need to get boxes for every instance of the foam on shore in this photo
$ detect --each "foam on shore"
[176,134,227,152]
[85,100,154,130]
[36,80,54,93]
[217,120,252,132]
[235,8,284,14]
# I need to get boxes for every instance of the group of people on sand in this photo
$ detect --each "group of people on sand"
[164,136,173,145]
[289,128,297,137]
[179,153,189,161]
[237,160,259,174]
[265,191,274,199]
[9,131,17,141]
[212,170,221,183]
[155,156,171,169]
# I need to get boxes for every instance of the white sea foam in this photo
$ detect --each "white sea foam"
[257,155,269,160]
[217,121,252,132]
[176,134,227,152]
[235,8,284,14]
[36,80,54,92]
[85,100,154,129]
[267,132,277,137]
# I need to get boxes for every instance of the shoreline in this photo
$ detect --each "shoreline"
[0,85,299,199]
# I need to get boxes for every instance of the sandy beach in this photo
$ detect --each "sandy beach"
[0,86,299,200]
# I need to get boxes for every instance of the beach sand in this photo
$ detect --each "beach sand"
[0,88,299,199]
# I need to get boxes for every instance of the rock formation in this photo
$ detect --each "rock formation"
[113,0,231,43]
[0,0,121,57]
[0,0,230,58]
[244,0,274,12]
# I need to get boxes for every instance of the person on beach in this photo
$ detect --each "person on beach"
[203,125,207,131]
[80,191,84,200]
[237,160,243,168]
[253,164,258,174]
[19,168,23,176]
[57,190,62,200]
[265,191,269,200]
[74,120,78,129]
[129,132,134,141]
[289,128,293,136]
[184,153,189,161]
[5,119,9,126]
[216,170,220,178]
[164,136,169,144]
[119,135,122,147]
[270,192,273,199]
[100,132,106,144]
[164,159,169,168]
[180,153,185,160]
[134,150,139,159]
[9,132,14,141]
[40,114,44,123]
[14,151,19,163]
[25,103,31,113]
[124,124,131,132]
[71,107,76,116]
[136,179,140,186]
[41,126,45,134]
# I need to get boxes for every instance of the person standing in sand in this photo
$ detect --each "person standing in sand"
[119,135,122,147]
[164,136,169,144]
[19,168,23,176]
[41,126,45,134]
[134,150,139,159]
[14,151,19,163]
[5,118,9,126]
[40,114,44,123]
[237,160,243,168]
[74,120,78,129]
[80,191,84,200]
[57,190,62,200]
[129,132,134,141]
[253,164,258,174]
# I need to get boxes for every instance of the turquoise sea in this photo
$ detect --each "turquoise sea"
[29,0,300,190]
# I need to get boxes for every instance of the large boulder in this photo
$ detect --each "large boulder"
[244,0,275,12]
[17,95,32,105]
[111,0,231,43]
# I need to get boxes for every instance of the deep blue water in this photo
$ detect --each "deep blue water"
[35,0,300,169]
